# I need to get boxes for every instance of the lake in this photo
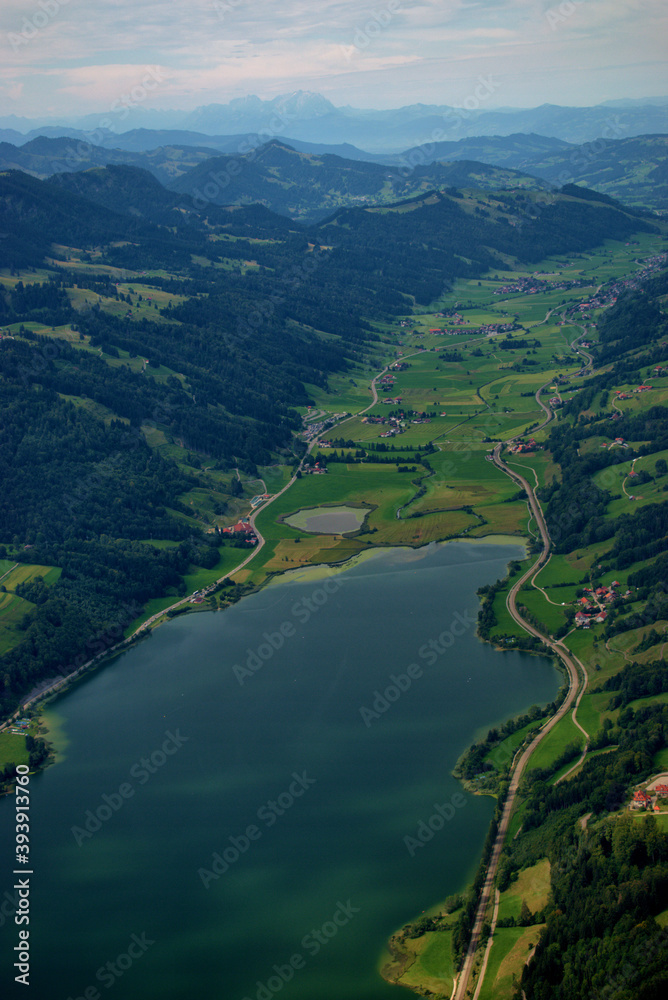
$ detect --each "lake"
[0,540,560,1000]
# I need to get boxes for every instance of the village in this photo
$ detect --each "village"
[630,776,668,814]
[494,275,590,296]
[573,580,632,628]
[613,383,655,401]
[507,437,539,455]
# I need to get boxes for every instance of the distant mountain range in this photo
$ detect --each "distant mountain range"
[2,130,666,217]
[1,90,667,150]
[393,133,668,213]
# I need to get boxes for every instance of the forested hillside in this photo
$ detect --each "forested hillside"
[0,162,662,772]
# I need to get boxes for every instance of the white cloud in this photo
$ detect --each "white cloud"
[0,0,666,115]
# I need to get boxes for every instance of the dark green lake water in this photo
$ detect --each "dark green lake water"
[0,541,560,1000]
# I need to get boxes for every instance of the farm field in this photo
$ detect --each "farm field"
[525,712,585,774]
[0,592,35,655]
[477,926,543,1000]
[0,731,30,768]
[0,563,63,655]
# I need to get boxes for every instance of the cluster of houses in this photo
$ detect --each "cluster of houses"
[360,414,401,426]
[508,437,538,455]
[302,414,341,443]
[359,415,406,438]
[494,275,589,297]
[302,462,328,475]
[427,326,466,336]
[221,517,258,544]
[574,581,629,628]
[494,277,553,296]
[380,419,406,438]
[631,781,668,812]
[613,385,654,402]
[424,321,518,337]
[570,254,666,325]
[575,607,607,628]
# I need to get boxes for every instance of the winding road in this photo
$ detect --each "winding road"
[453,378,588,1000]
[9,343,591,1000]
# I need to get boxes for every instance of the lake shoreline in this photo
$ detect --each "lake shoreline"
[1,533,529,791]
[0,535,563,999]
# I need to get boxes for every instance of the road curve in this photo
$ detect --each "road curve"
[453,386,586,1000]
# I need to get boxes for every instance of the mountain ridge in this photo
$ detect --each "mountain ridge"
[2,91,666,149]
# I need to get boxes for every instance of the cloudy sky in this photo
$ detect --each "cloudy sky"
[1,0,666,119]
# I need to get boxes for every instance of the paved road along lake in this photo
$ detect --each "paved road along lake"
[0,540,561,1000]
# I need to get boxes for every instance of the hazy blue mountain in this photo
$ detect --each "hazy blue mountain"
[2,92,666,151]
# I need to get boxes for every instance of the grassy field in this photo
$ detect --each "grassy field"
[475,859,551,999]
[0,592,35,654]
[575,690,614,738]
[525,713,585,774]
[497,859,551,923]
[0,731,30,769]
[0,563,63,655]
[477,925,545,1000]
[484,717,548,771]
[518,588,570,635]
[1,564,62,588]
[392,929,456,995]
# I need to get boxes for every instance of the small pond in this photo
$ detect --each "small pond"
[285,505,367,533]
